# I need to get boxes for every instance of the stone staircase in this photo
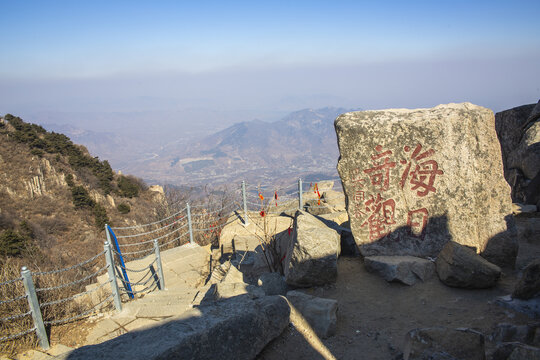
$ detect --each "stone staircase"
[84,243,212,346]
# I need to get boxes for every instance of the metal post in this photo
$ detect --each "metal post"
[104,241,122,312]
[21,267,49,350]
[298,178,303,211]
[106,224,133,299]
[186,203,194,245]
[241,180,249,226]
[153,239,165,290]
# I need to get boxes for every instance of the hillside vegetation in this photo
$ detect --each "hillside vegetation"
[0,114,164,270]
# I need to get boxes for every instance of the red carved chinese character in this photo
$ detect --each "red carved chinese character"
[363,145,396,192]
[354,190,365,202]
[360,193,396,241]
[407,208,428,238]
[350,168,366,188]
[399,144,444,197]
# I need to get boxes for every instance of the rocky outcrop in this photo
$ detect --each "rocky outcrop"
[436,241,501,288]
[286,290,338,339]
[335,103,516,258]
[513,259,540,300]
[364,256,435,286]
[496,101,540,205]
[59,296,290,360]
[284,211,340,287]
[403,327,485,360]
[258,272,288,296]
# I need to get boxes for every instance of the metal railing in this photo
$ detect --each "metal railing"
[0,177,342,349]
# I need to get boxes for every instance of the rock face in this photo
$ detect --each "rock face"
[364,256,435,286]
[513,259,540,300]
[495,101,540,205]
[60,296,290,360]
[284,211,341,287]
[403,327,485,360]
[335,103,516,258]
[436,241,501,288]
[286,290,338,339]
[258,272,288,296]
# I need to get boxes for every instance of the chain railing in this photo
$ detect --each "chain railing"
[0,176,342,350]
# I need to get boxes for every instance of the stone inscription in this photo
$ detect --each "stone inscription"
[350,143,443,242]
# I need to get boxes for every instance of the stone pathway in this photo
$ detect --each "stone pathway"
[86,243,211,345]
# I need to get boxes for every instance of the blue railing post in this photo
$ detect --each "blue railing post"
[106,224,133,299]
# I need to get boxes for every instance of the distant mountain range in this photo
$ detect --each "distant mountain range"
[126,107,356,186]
[42,107,358,187]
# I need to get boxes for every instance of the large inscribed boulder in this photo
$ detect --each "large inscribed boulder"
[335,103,516,257]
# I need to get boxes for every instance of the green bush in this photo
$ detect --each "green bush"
[65,173,74,187]
[117,203,131,214]
[71,186,95,208]
[30,148,44,157]
[0,230,27,257]
[117,175,140,198]
[93,204,109,230]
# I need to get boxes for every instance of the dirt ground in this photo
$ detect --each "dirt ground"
[258,220,540,360]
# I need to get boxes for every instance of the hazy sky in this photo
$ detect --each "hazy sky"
[1,0,539,127]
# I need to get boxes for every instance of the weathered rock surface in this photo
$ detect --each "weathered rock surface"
[496,101,540,204]
[284,211,340,287]
[286,290,338,339]
[513,259,540,300]
[59,296,290,360]
[403,327,485,360]
[214,282,264,301]
[436,241,501,288]
[492,323,540,345]
[258,272,288,296]
[364,256,435,286]
[304,199,333,215]
[481,230,519,269]
[507,343,540,360]
[335,103,516,258]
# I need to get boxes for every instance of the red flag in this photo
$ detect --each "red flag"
[259,193,264,201]
[259,210,265,217]
[274,191,278,206]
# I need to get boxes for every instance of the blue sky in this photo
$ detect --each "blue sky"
[0,0,539,122]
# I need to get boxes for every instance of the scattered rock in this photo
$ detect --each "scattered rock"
[336,103,516,258]
[318,210,349,227]
[496,101,540,204]
[364,256,435,286]
[495,295,540,318]
[286,290,338,339]
[492,323,536,344]
[436,241,501,289]
[304,199,333,215]
[258,272,288,296]
[512,203,538,215]
[481,231,519,269]
[284,211,340,287]
[507,343,540,360]
[403,327,485,360]
[214,282,264,301]
[221,263,245,283]
[513,259,540,300]
[58,296,290,360]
